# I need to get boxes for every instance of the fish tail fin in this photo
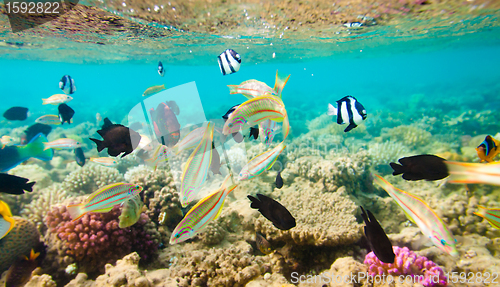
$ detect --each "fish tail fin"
[327,103,337,116]
[42,98,49,105]
[344,123,357,132]
[390,162,405,176]
[372,174,394,191]
[90,138,106,152]
[227,85,239,94]
[282,115,290,140]
[247,195,261,209]
[25,181,35,192]
[18,133,53,161]
[0,215,16,239]
[474,206,500,229]
[66,204,85,221]
[445,161,483,184]
[273,70,290,98]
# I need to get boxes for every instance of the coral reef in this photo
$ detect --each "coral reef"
[9,164,53,189]
[44,204,160,277]
[254,180,363,246]
[381,125,433,149]
[20,183,71,233]
[170,241,270,287]
[61,163,124,194]
[367,141,412,168]
[0,217,40,273]
[365,246,447,287]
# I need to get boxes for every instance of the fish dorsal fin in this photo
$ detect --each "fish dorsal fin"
[402,209,417,224]
[92,207,114,213]
[102,118,113,129]
[86,183,126,203]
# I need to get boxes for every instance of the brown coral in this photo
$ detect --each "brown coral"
[0,217,40,273]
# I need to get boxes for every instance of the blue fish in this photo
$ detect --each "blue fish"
[0,133,53,172]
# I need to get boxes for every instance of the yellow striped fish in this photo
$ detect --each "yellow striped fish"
[144,144,173,170]
[445,161,500,186]
[474,206,500,229]
[170,174,237,244]
[180,122,214,207]
[172,126,206,155]
[90,157,118,167]
[228,80,277,99]
[238,142,286,181]
[67,183,143,221]
[223,94,290,141]
[43,138,81,150]
[35,115,62,125]
[373,174,458,257]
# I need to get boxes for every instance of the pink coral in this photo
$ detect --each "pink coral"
[45,205,159,274]
[364,246,447,287]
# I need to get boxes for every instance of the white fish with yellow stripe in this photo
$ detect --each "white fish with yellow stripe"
[170,174,238,244]
[35,114,63,125]
[238,142,286,181]
[179,122,214,207]
[42,94,73,105]
[67,183,143,221]
[43,138,82,150]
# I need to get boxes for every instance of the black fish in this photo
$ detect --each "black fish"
[0,173,36,195]
[275,171,283,189]
[248,194,295,230]
[90,118,141,158]
[58,104,74,125]
[3,107,29,121]
[390,154,449,181]
[23,123,52,144]
[74,147,86,167]
[210,142,222,175]
[222,104,240,120]
[360,206,395,264]
[249,126,259,140]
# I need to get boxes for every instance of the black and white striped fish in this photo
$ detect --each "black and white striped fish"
[158,61,165,77]
[59,75,76,95]
[217,49,241,75]
[327,96,367,132]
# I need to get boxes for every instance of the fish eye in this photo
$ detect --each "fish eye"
[440,239,446,245]
[228,123,233,128]
[175,233,180,238]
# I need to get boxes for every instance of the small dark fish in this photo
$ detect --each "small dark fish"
[74,147,86,167]
[222,104,240,120]
[360,206,395,264]
[59,75,76,94]
[210,142,222,175]
[390,154,449,181]
[158,61,165,77]
[3,107,29,121]
[275,171,283,189]
[249,126,259,140]
[0,173,35,195]
[248,194,295,230]
[58,104,74,125]
[90,118,141,158]
[255,232,272,255]
[23,124,52,144]
[6,244,46,287]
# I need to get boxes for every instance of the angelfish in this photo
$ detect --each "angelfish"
[179,122,214,207]
[373,174,458,257]
[170,174,238,244]
[238,142,286,181]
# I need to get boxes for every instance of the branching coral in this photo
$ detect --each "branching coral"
[44,204,160,276]
[364,246,447,287]
[61,163,124,194]
[381,125,432,149]
[367,141,412,168]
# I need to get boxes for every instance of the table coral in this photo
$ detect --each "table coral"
[364,246,447,287]
[254,181,363,247]
[44,204,160,277]
[61,163,124,194]
[0,216,40,273]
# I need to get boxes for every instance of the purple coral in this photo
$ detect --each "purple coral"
[45,205,159,274]
[364,246,447,287]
